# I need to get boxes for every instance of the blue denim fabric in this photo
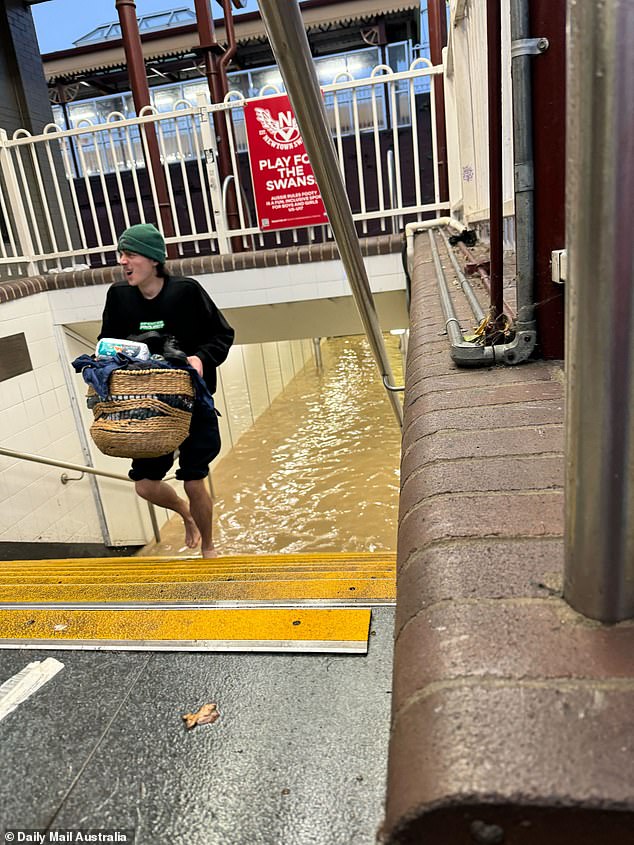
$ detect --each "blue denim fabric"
[71,353,215,413]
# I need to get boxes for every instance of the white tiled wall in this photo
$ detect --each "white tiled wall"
[215,338,313,461]
[47,282,107,327]
[0,293,103,543]
[198,254,405,308]
[45,254,406,325]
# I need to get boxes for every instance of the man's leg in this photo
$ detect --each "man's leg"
[134,478,201,550]
[183,478,216,557]
[178,403,221,558]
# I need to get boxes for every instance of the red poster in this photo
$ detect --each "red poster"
[244,94,328,231]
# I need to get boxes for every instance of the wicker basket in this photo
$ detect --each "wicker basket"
[88,368,195,459]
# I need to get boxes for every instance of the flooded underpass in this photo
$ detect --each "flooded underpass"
[141,333,404,557]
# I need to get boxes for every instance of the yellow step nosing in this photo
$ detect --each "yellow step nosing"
[0,578,395,604]
[0,573,393,588]
[0,607,371,653]
[0,552,396,567]
[0,564,394,577]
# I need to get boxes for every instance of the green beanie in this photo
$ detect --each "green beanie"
[117,223,166,263]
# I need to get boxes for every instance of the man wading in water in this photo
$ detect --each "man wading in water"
[99,223,234,557]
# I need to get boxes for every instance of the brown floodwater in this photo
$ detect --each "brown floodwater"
[141,334,403,557]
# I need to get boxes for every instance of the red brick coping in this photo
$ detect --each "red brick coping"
[383,234,634,844]
[0,234,403,304]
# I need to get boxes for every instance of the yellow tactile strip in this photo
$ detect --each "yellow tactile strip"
[0,552,396,571]
[0,552,396,604]
[0,580,391,604]
[0,607,372,653]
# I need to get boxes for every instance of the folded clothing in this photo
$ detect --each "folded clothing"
[71,353,215,413]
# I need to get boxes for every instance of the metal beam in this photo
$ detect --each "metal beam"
[257,0,403,426]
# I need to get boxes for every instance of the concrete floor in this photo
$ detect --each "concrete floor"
[0,607,394,844]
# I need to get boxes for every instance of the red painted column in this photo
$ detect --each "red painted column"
[529,0,566,358]
[487,0,504,320]
[116,0,176,256]
[193,0,242,250]
[427,0,450,204]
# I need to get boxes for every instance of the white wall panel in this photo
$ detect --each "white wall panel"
[0,294,103,544]
[261,342,284,401]
[242,344,270,421]
[277,341,295,387]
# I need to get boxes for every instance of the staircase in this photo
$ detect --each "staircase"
[0,552,395,653]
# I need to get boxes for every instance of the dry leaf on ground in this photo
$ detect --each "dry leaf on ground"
[182,702,220,729]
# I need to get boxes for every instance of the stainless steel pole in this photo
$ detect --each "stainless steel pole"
[564,0,634,622]
[148,503,161,544]
[257,0,403,427]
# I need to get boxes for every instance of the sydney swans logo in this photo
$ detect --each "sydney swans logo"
[255,107,302,150]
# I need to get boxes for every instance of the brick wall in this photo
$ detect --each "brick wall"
[0,0,53,136]
[0,1,79,260]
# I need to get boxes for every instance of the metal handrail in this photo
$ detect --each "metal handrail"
[0,446,163,543]
[0,446,131,482]
[383,375,405,393]
[258,0,403,427]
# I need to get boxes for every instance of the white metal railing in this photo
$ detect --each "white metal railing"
[0,61,446,279]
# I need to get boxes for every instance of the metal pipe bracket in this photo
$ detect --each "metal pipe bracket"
[511,37,549,59]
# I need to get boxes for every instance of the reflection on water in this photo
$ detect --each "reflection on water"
[212,335,402,555]
[142,334,402,556]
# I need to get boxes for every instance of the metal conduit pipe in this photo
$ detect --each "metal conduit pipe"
[404,217,464,279]
[457,239,517,321]
[218,0,239,80]
[510,0,538,336]
[564,0,634,622]
[428,0,538,367]
[257,0,403,427]
[429,230,495,366]
[438,229,486,324]
[429,230,463,347]
[407,0,540,369]
[430,228,535,367]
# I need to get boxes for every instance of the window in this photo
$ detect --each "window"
[52,41,419,172]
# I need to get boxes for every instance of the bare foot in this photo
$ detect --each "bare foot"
[202,546,218,559]
[183,515,201,549]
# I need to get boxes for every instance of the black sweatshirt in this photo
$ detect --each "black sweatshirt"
[99,274,234,393]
